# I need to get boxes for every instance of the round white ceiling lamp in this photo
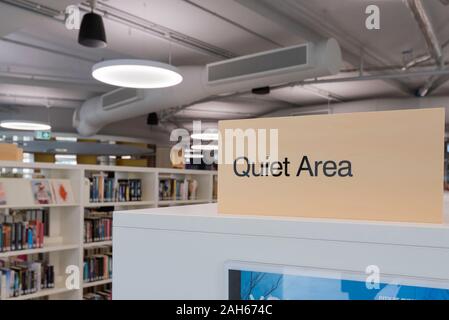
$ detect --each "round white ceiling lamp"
[0,120,51,131]
[191,144,219,151]
[92,59,183,89]
[191,132,219,141]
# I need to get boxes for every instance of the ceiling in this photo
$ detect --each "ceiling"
[1,0,449,143]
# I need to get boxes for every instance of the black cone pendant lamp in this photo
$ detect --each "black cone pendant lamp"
[78,0,107,48]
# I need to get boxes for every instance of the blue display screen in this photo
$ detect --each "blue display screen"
[228,270,449,300]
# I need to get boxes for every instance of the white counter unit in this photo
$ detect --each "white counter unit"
[113,204,449,300]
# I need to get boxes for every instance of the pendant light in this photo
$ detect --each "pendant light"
[78,0,107,48]
[0,120,51,131]
[92,59,183,88]
[92,33,183,88]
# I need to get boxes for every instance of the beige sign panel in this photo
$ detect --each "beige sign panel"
[218,108,444,223]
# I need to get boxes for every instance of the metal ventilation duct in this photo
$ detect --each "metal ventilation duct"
[74,39,342,136]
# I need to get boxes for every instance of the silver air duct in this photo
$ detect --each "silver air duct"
[74,38,342,136]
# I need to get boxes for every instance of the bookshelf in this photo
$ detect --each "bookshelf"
[0,161,217,300]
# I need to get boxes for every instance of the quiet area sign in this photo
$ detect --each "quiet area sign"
[218,108,444,223]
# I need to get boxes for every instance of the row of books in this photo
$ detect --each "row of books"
[83,290,112,300]
[0,210,48,252]
[0,260,55,299]
[84,212,112,243]
[83,248,112,283]
[89,174,142,203]
[159,178,198,201]
[83,284,112,300]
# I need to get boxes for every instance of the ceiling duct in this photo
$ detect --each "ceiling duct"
[101,88,144,111]
[74,39,342,136]
[207,44,308,84]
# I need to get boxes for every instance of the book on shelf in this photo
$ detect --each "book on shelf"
[159,178,198,201]
[83,247,112,283]
[0,258,54,299]
[89,173,109,203]
[0,210,48,252]
[117,179,142,202]
[0,173,24,178]
[89,172,142,203]
[0,182,6,206]
[84,210,112,243]
[83,284,112,300]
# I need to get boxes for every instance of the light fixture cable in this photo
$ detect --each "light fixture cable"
[90,0,97,12]
[167,32,173,66]
[46,98,52,131]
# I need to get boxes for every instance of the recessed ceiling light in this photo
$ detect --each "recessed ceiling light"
[0,120,51,131]
[191,144,218,151]
[92,59,183,89]
[191,133,219,141]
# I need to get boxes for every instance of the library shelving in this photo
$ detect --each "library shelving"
[0,161,217,300]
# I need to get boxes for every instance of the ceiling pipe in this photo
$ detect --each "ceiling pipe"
[404,53,432,70]
[0,0,62,18]
[403,38,449,70]
[276,68,449,86]
[260,97,449,120]
[74,39,342,136]
[405,0,443,66]
[0,71,109,93]
[404,0,446,97]
[0,93,83,108]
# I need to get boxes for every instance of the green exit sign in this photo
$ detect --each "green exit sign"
[35,131,52,140]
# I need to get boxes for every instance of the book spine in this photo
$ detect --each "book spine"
[11,223,15,251]
[27,228,33,249]
[0,224,3,252]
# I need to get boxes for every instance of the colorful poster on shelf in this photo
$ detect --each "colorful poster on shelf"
[51,179,74,204]
[31,180,54,205]
[0,182,6,205]
[227,264,449,300]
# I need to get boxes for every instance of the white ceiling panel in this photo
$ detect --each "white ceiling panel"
[189,0,305,47]
[105,0,279,56]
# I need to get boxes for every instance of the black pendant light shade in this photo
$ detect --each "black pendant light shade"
[78,12,107,48]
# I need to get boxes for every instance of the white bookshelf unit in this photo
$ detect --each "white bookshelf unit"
[0,161,217,300]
